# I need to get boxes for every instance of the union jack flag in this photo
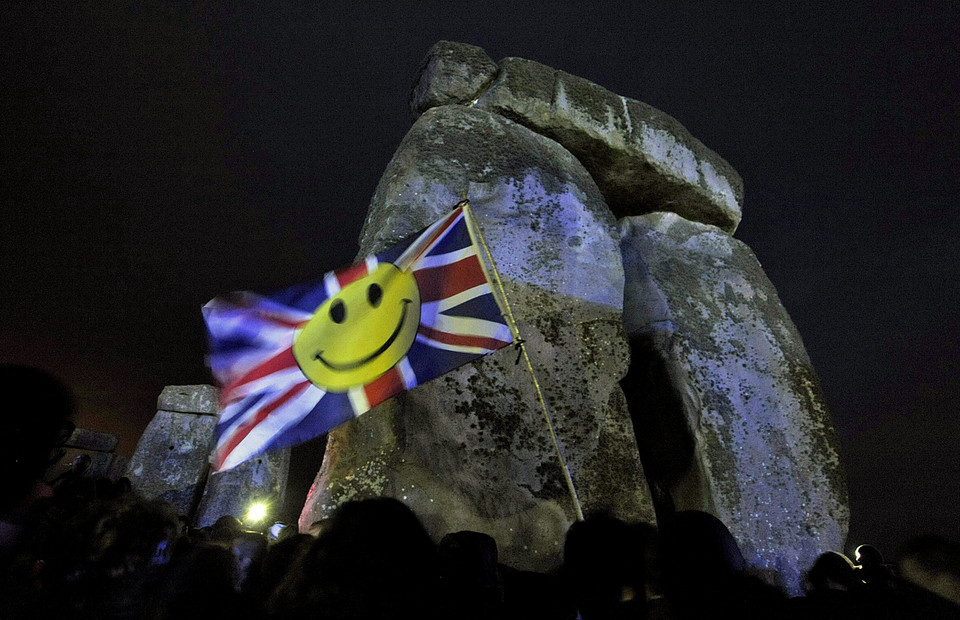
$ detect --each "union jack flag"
[203,204,513,471]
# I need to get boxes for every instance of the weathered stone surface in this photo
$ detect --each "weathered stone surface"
[619,212,848,594]
[410,40,498,118]
[301,105,655,571]
[157,384,219,415]
[63,427,118,452]
[126,406,217,515]
[469,56,743,232]
[194,448,290,528]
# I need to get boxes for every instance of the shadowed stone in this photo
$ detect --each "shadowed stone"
[194,448,290,528]
[63,427,118,452]
[300,105,655,571]
[468,56,743,232]
[126,398,218,516]
[619,212,848,595]
[410,40,498,119]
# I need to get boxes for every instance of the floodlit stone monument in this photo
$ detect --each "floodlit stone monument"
[299,41,848,593]
[132,41,847,594]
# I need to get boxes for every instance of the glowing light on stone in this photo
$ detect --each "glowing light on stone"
[246,502,268,524]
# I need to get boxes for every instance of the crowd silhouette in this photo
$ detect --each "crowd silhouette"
[2,365,958,619]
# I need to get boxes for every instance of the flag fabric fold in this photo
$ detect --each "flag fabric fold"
[203,205,512,471]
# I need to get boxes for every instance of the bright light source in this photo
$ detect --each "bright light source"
[246,503,268,524]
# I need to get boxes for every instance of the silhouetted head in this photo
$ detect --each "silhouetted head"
[438,530,502,611]
[660,511,745,571]
[209,514,244,542]
[806,550,858,592]
[266,497,440,619]
[657,509,746,598]
[854,544,884,568]
[0,364,75,512]
[563,512,647,618]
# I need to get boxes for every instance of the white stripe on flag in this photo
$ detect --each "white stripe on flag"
[396,208,463,268]
[347,386,369,416]
[429,314,512,341]
[324,272,341,297]
[219,383,324,471]
[223,364,315,408]
[416,246,476,270]
[396,357,418,389]
[414,334,489,355]
[421,284,492,315]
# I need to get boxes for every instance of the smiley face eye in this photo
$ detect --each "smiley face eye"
[330,299,346,323]
[367,283,383,308]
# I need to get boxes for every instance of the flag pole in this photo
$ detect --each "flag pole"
[459,199,585,522]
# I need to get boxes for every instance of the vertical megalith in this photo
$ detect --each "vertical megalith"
[619,212,848,594]
[300,105,655,571]
[126,385,219,516]
[128,385,290,524]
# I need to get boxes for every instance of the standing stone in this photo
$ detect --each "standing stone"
[60,428,120,479]
[127,384,291,525]
[300,105,655,571]
[620,212,848,594]
[126,385,219,515]
[194,447,290,528]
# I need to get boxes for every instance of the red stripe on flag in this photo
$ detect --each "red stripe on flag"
[335,262,370,288]
[223,347,299,403]
[414,256,487,303]
[363,366,406,409]
[404,208,463,266]
[215,380,310,470]
[417,324,509,351]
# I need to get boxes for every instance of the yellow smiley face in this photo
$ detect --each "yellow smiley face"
[292,263,421,391]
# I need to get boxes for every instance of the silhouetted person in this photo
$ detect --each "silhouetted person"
[265,497,441,620]
[0,365,74,524]
[562,512,655,619]
[149,541,247,620]
[657,510,788,619]
[437,530,504,619]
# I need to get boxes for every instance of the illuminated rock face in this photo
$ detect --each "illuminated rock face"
[126,385,219,516]
[409,40,498,118]
[194,448,289,528]
[299,41,848,589]
[620,213,848,594]
[128,385,289,527]
[299,105,656,571]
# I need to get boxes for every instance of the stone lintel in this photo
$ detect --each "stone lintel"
[476,57,743,232]
[157,384,219,415]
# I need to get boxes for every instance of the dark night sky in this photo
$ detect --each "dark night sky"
[2,3,958,558]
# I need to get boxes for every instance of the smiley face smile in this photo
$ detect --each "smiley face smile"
[313,299,412,370]
[292,263,421,391]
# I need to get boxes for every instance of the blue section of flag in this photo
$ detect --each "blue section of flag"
[203,204,513,471]
[268,278,331,314]
[263,391,355,453]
